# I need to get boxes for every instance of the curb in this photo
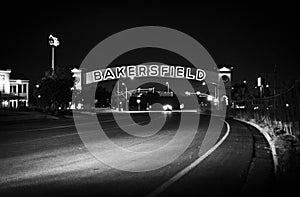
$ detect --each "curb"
[234,118,278,174]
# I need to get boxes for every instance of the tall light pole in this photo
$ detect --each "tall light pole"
[49,35,60,75]
[210,82,218,99]
[116,77,134,111]
[137,99,141,111]
[210,82,219,110]
[122,82,128,111]
[166,82,169,93]
[117,80,120,111]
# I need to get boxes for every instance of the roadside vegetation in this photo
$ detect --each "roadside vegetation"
[234,110,300,180]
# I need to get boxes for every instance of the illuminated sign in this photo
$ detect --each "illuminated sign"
[85,65,206,84]
[49,35,60,47]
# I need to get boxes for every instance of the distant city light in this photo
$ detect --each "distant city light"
[266,84,269,88]
[202,81,206,86]
[243,80,247,84]
[286,103,289,107]
[185,91,190,96]
[163,104,172,111]
[180,104,184,109]
[207,95,213,101]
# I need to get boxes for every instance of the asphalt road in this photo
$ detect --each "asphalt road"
[0,112,274,197]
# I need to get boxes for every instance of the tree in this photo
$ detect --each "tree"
[95,85,111,108]
[35,67,75,113]
[231,82,252,107]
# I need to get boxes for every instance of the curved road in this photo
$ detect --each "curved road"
[0,113,274,196]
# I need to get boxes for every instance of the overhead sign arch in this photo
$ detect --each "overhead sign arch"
[85,64,206,84]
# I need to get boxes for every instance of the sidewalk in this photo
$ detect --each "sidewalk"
[0,111,59,123]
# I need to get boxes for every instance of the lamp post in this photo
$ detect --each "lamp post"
[122,82,128,111]
[116,77,134,111]
[117,80,120,111]
[210,82,219,110]
[49,35,60,76]
[137,99,141,111]
[166,82,169,93]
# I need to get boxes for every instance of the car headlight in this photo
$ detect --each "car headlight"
[163,104,172,110]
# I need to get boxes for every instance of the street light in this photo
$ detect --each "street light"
[209,82,219,110]
[116,77,134,111]
[207,95,213,101]
[166,82,169,93]
[122,82,128,111]
[136,99,141,111]
[210,82,218,99]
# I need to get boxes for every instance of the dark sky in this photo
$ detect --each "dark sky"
[1,2,299,89]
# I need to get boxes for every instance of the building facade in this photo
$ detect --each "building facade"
[0,69,29,108]
[218,65,233,102]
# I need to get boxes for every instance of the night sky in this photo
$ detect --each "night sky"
[1,2,299,89]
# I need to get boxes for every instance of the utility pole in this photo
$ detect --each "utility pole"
[122,82,128,111]
[273,64,277,119]
[117,80,120,111]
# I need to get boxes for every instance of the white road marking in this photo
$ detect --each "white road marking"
[146,120,231,197]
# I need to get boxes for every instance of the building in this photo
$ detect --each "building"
[0,69,29,108]
[70,68,83,109]
[217,64,233,107]
[71,68,82,90]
